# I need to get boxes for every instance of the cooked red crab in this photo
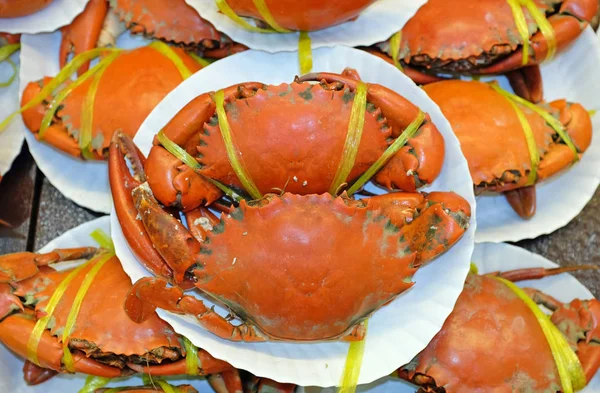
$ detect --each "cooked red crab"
[221,0,378,31]
[60,0,246,76]
[0,248,237,386]
[396,266,600,392]
[377,0,598,102]
[422,79,592,218]
[123,69,445,213]
[20,45,201,160]
[111,131,471,342]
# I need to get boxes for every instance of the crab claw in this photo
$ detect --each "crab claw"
[125,277,266,342]
[60,0,108,76]
[365,191,471,264]
[0,314,122,378]
[504,185,536,219]
[297,70,445,192]
[108,133,175,282]
[0,248,96,283]
[551,298,600,382]
[481,0,598,74]
[23,361,58,385]
[145,83,263,211]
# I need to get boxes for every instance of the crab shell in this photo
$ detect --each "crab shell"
[125,188,471,342]
[391,0,598,75]
[421,80,592,193]
[0,252,234,383]
[148,71,445,211]
[225,0,377,31]
[21,46,201,160]
[0,0,53,18]
[398,273,600,392]
[111,0,222,49]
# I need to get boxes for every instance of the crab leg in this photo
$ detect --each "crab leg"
[125,277,267,342]
[504,185,537,219]
[22,361,58,385]
[207,370,244,393]
[366,191,471,264]
[109,133,174,282]
[0,247,96,283]
[480,1,598,74]
[505,65,544,103]
[0,314,123,378]
[60,0,108,76]
[126,348,232,376]
[297,71,445,192]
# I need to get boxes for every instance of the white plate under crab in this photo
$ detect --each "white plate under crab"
[19,31,150,213]
[0,48,23,179]
[111,46,477,387]
[301,242,600,393]
[0,216,216,393]
[473,27,600,242]
[0,0,89,34]
[186,0,425,57]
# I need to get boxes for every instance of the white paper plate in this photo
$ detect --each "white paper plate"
[111,46,476,387]
[0,0,89,34]
[19,31,150,213]
[302,242,600,393]
[0,49,23,178]
[474,27,600,242]
[186,0,425,54]
[0,216,215,393]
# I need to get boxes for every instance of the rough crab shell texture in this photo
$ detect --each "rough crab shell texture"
[113,46,476,386]
[186,80,441,199]
[396,0,595,72]
[0,0,88,34]
[111,0,222,46]
[186,0,427,53]
[222,0,377,31]
[0,216,216,393]
[422,80,592,192]
[195,194,416,341]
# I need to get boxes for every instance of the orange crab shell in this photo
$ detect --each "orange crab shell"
[193,193,418,341]
[225,0,377,31]
[21,46,201,159]
[9,256,180,360]
[422,80,592,192]
[0,0,53,18]
[396,0,598,74]
[112,0,222,47]
[401,274,572,392]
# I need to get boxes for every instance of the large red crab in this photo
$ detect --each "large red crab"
[20,44,201,160]
[395,266,600,392]
[377,0,598,102]
[111,131,470,342]
[0,248,240,387]
[422,79,592,218]
[60,0,245,76]
[125,69,445,214]
[220,0,378,31]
